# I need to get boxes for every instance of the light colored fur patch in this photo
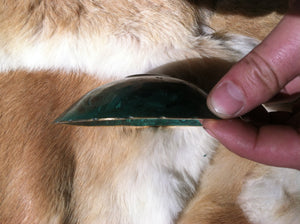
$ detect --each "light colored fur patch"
[0,0,257,78]
[72,126,217,224]
[238,167,300,224]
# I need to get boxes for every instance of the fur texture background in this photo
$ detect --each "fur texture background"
[0,1,299,224]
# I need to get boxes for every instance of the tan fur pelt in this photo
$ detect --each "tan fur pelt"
[210,0,288,40]
[177,146,256,224]
[1,1,300,224]
[0,71,100,223]
[0,0,204,49]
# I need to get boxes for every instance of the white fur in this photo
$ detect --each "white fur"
[117,128,216,224]
[0,33,203,79]
[75,127,217,224]
[0,30,258,80]
[238,167,300,224]
[220,33,259,57]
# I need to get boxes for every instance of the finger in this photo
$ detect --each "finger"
[282,75,300,95]
[202,119,300,170]
[207,5,300,119]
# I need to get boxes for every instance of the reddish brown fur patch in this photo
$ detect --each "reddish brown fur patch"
[0,70,106,223]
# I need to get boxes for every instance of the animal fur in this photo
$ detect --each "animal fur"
[0,1,299,224]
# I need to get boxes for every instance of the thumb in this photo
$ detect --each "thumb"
[207,4,300,119]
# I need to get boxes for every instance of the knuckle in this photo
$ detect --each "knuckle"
[243,50,282,95]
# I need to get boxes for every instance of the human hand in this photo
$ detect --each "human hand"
[202,0,300,170]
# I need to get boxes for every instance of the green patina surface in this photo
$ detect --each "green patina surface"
[58,118,202,126]
[55,75,217,127]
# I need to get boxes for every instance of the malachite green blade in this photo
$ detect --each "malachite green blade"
[55,75,218,126]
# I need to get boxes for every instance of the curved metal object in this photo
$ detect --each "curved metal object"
[55,75,218,126]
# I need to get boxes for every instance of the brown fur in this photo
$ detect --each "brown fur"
[177,146,259,224]
[0,71,98,223]
[210,0,288,40]
[0,71,162,223]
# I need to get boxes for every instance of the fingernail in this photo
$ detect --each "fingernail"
[209,81,245,118]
